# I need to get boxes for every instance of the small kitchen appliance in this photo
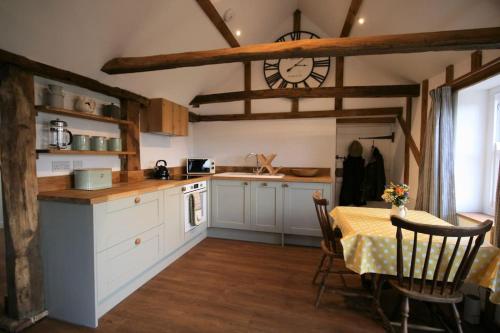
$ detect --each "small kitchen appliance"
[49,118,73,149]
[153,160,170,179]
[74,168,112,190]
[186,158,215,175]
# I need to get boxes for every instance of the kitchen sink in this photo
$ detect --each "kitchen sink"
[215,172,285,179]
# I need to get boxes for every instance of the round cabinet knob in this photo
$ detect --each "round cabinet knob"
[282,183,289,188]
[243,182,248,186]
[134,197,141,204]
[262,183,268,186]
[135,238,141,245]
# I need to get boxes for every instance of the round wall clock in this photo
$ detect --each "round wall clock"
[263,31,330,89]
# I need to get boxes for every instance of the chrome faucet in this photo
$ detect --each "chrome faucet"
[245,153,260,174]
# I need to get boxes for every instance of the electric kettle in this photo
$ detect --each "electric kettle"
[153,160,170,180]
[49,118,73,149]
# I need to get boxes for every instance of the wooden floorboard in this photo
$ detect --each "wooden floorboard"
[0,233,492,332]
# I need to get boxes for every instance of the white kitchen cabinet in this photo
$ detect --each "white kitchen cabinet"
[164,186,184,254]
[283,182,331,237]
[250,181,283,233]
[39,184,206,328]
[211,179,331,237]
[211,180,251,230]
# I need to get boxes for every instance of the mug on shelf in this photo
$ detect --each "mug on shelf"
[107,138,122,152]
[90,136,107,151]
[72,134,90,151]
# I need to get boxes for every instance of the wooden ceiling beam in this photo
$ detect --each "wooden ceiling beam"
[340,0,363,37]
[190,84,420,106]
[102,27,500,74]
[190,107,402,122]
[195,0,239,47]
[337,117,396,124]
[336,0,363,110]
[446,56,500,91]
[0,49,148,105]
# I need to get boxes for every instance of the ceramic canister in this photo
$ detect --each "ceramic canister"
[72,135,90,151]
[90,136,107,151]
[107,138,122,152]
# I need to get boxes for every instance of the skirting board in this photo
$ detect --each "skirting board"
[207,228,321,248]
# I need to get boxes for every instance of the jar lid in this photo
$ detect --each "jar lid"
[50,118,67,127]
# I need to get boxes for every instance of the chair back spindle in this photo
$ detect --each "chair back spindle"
[312,192,337,254]
[391,216,492,297]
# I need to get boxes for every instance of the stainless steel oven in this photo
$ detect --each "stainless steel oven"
[186,158,215,175]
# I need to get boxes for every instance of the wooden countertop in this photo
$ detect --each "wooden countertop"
[210,174,333,183]
[37,174,332,205]
[37,176,212,205]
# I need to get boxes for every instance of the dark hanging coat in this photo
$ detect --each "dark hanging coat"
[339,156,366,206]
[362,147,386,201]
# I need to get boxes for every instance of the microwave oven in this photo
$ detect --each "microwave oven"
[186,158,215,174]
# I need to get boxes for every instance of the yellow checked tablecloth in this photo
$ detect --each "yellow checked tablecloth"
[330,206,500,304]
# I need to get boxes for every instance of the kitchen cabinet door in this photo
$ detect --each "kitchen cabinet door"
[141,98,188,136]
[211,180,251,230]
[250,181,283,233]
[163,186,184,255]
[283,182,332,237]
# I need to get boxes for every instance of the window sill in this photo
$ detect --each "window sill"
[457,212,495,225]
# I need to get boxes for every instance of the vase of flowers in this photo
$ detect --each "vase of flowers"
[381,182,410,218]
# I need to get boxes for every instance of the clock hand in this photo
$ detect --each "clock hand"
[286,58,306,72]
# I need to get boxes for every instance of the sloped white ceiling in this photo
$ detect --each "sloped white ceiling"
[0,0,499,109]
[298,0,500,82]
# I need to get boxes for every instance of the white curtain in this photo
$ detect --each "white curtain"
[495,164,500,246]
[416,86,457,225]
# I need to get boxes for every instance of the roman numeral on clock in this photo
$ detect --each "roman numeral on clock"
[264,62,279,71]
[310,71,326,83]
[313,59,330,67]
[278,80,289,88]
[290,31,301,40]
[266,72,282,87]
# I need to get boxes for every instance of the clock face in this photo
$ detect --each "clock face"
[264,31,330,89]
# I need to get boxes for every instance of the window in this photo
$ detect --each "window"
[486,91,500,215]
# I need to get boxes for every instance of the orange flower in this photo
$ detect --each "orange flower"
[395,187,404,196]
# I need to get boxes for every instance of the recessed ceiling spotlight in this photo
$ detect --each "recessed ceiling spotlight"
[235,30,242,37]
[358,17,365,25]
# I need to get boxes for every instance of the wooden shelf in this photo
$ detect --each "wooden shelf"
[35,105,132,126]
[36,149,136,157]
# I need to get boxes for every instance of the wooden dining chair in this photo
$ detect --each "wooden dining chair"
[312,191,356,307]
[376,216,493,333]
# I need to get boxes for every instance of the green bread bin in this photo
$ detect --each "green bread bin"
[74,168,112,190]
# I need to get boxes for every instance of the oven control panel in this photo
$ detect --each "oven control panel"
[182,181,207,193]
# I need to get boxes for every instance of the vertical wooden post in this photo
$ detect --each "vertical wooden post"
[0,65,46,328]
[445,65,454,84]
[120,99,142,182]
[244,62,251,114]
[471,50,482,71]
[404,97,412,184]
[420,79,429,153]
[335,56,344,110]
[291,9,301,113]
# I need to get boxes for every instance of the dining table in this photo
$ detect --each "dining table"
[329,206,500,304]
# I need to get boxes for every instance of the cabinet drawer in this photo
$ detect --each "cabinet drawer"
[96,191,162,252]
[97,225,164,302]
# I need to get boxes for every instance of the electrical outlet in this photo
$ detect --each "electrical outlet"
[73,160,83,170]
[52,161,71,172]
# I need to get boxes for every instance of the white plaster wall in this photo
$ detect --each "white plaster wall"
[193,118,336,169]
[454,89,488,212]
